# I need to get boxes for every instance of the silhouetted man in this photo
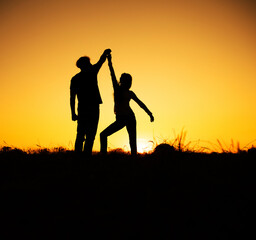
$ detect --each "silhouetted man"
[70,49,111,155]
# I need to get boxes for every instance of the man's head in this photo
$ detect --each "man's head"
[76,56,91,70]
[120,73,132,90]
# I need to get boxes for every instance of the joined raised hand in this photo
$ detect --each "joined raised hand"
[107,53,112,62]
[104,49,112,56]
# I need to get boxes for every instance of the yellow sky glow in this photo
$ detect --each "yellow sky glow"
[0,0,255,152]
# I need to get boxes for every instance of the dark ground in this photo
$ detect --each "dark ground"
[1,147,256,239]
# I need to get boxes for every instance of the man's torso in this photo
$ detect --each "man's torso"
[71,66,103,113]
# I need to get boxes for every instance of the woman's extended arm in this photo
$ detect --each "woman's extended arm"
[131,92,154,122]
[107,54,119,91]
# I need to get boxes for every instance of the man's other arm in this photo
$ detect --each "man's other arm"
[70,80,78,121]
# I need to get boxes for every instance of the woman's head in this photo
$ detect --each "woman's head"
[120,73,132,89]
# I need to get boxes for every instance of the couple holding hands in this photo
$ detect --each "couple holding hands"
[70,49,154,156]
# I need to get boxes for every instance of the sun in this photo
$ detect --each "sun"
[136,138,154,154]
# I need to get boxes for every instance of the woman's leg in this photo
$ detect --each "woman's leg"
[100,118,126,153]
[126,115,137,155]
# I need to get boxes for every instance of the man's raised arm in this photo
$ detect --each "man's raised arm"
[94,49,112,72]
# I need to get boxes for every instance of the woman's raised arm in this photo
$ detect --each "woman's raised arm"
[107,54,119,90]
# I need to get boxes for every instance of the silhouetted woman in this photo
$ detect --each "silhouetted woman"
[100,53,154,155]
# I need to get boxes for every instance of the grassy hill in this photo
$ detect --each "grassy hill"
[1,146,256,239]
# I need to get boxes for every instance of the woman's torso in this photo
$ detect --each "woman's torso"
[114,89,134,116]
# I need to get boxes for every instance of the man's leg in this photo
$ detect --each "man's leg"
[75,121,85,152]
[83,107,100,156]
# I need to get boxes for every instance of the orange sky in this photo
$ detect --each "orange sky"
[1,0,255,152]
